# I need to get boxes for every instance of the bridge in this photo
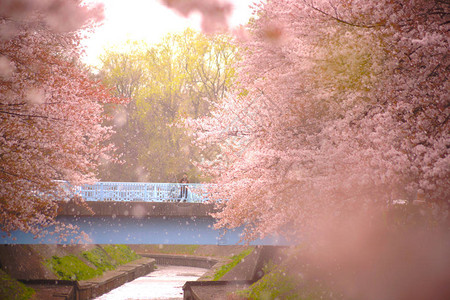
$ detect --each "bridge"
[59,181,212,203]
[2,182,287,246]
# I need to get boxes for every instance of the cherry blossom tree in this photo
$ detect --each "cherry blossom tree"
[189,0,449,240]
[0,0,123,237]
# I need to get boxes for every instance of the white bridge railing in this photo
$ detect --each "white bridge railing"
[63,182,211,203]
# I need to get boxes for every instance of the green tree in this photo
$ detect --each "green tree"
[98,29,237,182]
[97,42,147,182]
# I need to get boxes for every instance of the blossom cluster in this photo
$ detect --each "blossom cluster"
[190,0,449,240]
[0,0,122,236]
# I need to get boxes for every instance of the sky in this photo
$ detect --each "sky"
[82,0,256,66]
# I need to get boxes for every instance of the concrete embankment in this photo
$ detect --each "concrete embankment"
[183,246,287,300]
[1,244,259,300]
[21,257,155,300]
[0,244,155,300]
[140,253,218,269]
[76,257,155,299]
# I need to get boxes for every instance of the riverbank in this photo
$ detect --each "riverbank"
[182,246,286,299]
[0,244,256,300]
[0,244,154,299]
[20,257,155,300]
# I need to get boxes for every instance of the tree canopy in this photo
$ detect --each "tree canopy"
[98,29,238,182]
[0,0,122,236]
[190,0,449,240]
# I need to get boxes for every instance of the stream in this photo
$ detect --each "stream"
[94,265,208,300]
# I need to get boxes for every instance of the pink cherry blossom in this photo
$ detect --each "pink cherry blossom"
[190,0,449,241]
[0,0,123,237]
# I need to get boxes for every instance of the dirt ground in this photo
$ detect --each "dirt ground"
[0,245,57,280]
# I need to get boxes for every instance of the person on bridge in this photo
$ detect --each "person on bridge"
[179,173,189,202]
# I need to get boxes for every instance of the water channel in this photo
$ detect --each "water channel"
[94,265,208,300]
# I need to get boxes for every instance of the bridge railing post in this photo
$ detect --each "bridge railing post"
[99,182,104,201]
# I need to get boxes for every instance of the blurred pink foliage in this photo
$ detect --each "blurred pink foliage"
[186,2,449,296]
[0,0,123,236]
[293,210,450,299]
[189,0,449,240]
[161,0,232,32]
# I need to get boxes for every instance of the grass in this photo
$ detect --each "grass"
[45,255,102,281]
[235,263,301,300]
[102,244,140,265]
[0,270,35,300]
[213,247,254,281]
[82,247,116,272]
[234,259,332,300]
[45,245,140,281]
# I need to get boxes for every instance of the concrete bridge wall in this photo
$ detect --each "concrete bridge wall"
[1,201,287,245]
[57,201,217,218]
